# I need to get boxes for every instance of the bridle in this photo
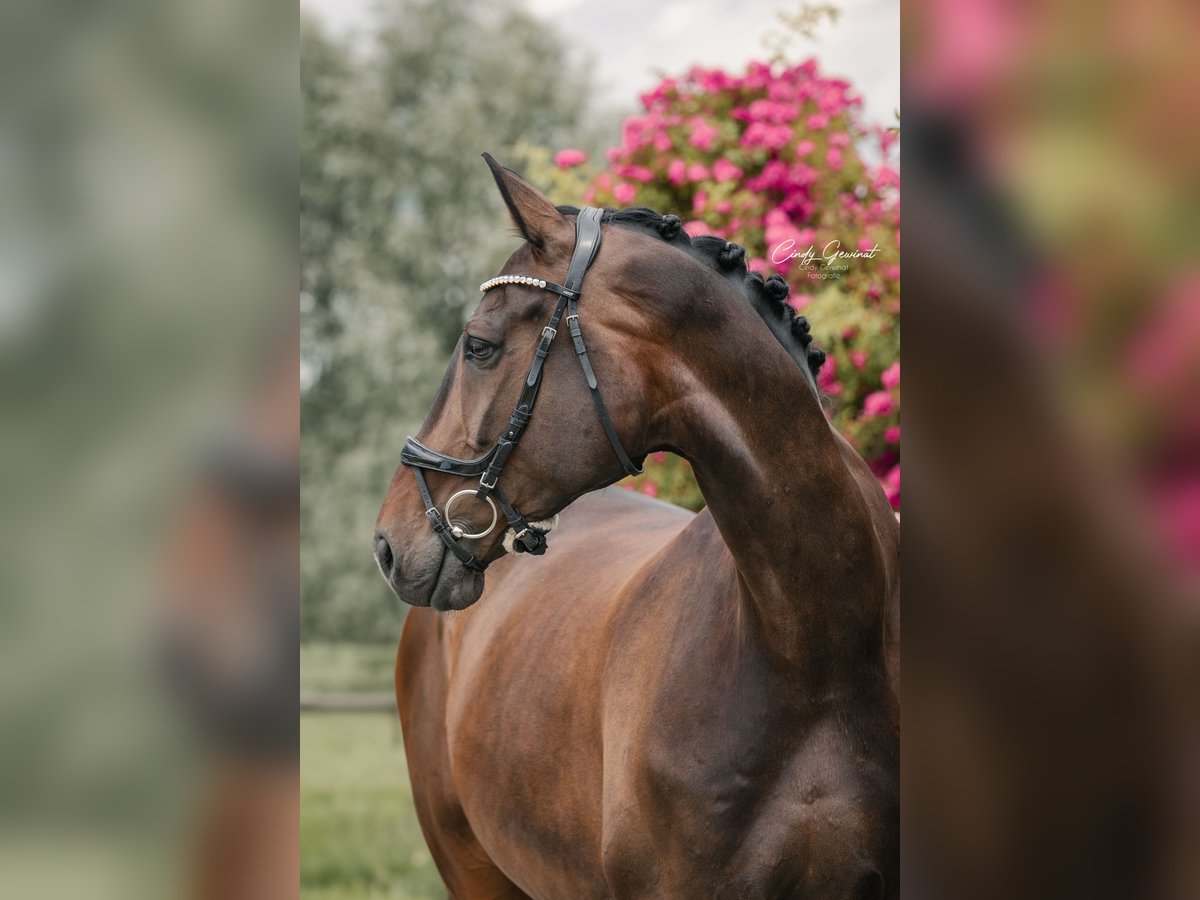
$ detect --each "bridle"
[399,207,643,573]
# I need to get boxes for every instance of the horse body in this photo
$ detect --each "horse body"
[399,490,688,897]
[400,487,896,899]
[378,158,898,898]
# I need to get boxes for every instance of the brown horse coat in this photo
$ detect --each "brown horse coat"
[377,158,899,898]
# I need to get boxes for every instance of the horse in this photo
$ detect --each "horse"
[374,154,900,899]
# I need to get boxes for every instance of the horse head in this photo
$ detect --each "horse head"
[374,156,670,610]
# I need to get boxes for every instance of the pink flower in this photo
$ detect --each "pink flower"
[850,350,867,370]
[614,182,636,204]
[554,148,588,169]
[874,165,899,191]
[651,451,667,464]
[747,99,798,123]
[739,122,792,150]
[743,60,773,89]
[685,219,715,237]
[686,162,710,182]
[638,77,678,110]
[695,68,732,92]
[667,158,687,186]
[693,191,709,213]
[689,119,719,150]
[817,355,842,395]
[714,200,733,214]
[829,131,850,148]
[621,116,649,149]
[885,425,901,444]
[882,464,900,509]
[863,391,894,417]
[619,165,655,183]
[806,113,829,130]
[796,139,815,155]
[712,157,743,182]
[622,482,635,491]
[826,148,843,171]
[642,482,659,498]
[881,361,900,390]
[788,293,812,311]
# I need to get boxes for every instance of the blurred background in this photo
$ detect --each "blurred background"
[1,0,297,897]
[299,1,898,896]
[902,1,1200,898]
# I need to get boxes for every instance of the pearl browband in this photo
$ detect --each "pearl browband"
[480,274,547,293]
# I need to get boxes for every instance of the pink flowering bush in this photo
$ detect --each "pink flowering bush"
[549,59,900,509]
[553,148,588,169]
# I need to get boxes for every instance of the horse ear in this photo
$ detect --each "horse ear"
[482,153,572,258]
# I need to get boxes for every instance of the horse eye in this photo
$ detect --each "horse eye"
[465,336,495,361]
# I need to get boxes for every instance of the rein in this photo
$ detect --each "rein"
[399,207,642,572]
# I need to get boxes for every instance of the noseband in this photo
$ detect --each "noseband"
[399,207,643,572]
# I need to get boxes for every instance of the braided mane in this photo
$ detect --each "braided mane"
[556,205,826,393]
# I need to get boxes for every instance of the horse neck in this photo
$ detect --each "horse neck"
[658,293,893,680]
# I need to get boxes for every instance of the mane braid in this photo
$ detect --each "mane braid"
[556,204,826,392]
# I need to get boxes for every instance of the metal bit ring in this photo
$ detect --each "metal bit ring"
[442,490,499,540]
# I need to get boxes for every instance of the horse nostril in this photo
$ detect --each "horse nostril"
[374,532,394,577]
[852,869,886,900]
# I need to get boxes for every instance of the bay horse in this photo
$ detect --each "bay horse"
[374,155,900,898]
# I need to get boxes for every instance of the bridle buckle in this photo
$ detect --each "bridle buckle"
[479,470,497,490]
[541,325,557,340]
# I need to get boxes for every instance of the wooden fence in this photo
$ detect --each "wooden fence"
[300,691,395,713]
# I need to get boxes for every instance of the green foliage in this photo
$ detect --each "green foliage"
[300,2,611,642]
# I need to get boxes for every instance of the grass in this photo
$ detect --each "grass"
[301,643,445,899]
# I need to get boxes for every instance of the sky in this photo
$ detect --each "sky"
[300,0,900,129]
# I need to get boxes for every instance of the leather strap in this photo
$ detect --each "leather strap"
[566,294,643,477]
[493,485,548,555]
[563,207,604,294]
[401,436,495,476]
[411,466,487,572]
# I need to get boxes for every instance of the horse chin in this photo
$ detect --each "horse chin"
[429,559,485,612]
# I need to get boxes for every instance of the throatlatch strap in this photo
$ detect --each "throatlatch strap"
[567,294,643,477]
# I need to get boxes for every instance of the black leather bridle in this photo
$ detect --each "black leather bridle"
[399,207,643,573]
